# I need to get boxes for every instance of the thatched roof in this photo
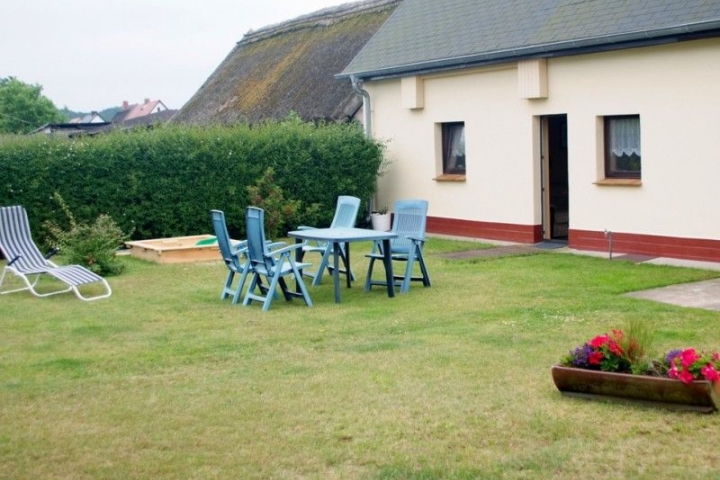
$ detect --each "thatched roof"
[172,0,400,125]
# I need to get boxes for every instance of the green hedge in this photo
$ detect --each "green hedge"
[0,120,385,242]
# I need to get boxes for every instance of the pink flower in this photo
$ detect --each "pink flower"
[678,369,695,385]
[668,365,679,379]
[589,335,609,349]
[679,348,700,368]
[701,365,720,382]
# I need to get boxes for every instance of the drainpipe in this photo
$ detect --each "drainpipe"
[351,75,377,222]
[350,75,371,138]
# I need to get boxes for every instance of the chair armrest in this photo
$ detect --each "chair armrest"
[230,240,248,255]
[296,225,317,231]
[267,242,304,257]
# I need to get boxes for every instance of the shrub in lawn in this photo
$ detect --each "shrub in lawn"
[43,193,129,276]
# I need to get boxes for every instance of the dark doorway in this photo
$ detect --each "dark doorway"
[542,115,568,240]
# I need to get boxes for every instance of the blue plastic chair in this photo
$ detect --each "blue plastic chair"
[297,195,361,286]
[365,199,431,294]
[211,210,251,305]
[243,207,313,311]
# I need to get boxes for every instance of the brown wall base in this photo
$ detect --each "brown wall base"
[570,229,720,263]
[426,216,720,263]
[427,216,542,244]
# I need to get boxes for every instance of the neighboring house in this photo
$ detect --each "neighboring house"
[30,121,110,136]
[172,0,401,125]
[31,108,176,136]
[339,0,720,263]
[112,99,169,123]
[69,111,106,124]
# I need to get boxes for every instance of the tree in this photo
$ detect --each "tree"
[0,76,64,134]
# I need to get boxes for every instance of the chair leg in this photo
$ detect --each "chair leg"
[401,256,415,293]
[232,268,251,305]
[417,251,431,287]
[364,257,377,292]
[221,271,235,300]
[243,273,261,307]
[311,247,332,286]
[290,263,313,307]
[263,273,283,312]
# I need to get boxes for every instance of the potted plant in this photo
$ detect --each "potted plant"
[370,205,391,231]
[551,322,720,412]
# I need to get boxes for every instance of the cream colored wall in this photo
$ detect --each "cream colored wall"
[545,39,720,239]
[366,38,720,240]
[369,66,537,225]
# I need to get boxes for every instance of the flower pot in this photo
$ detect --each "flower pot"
[551,365,720,413]
[370,213,391,231]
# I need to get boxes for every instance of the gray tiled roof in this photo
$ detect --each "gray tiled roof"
[340,0,720,79]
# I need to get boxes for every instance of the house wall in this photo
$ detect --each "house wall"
[366,38,720,261]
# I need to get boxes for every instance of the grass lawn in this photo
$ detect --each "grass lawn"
[2,238,720,479]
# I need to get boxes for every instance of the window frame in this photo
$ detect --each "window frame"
[441,121,466,176]
[604,114,641,179]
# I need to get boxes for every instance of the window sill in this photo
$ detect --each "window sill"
[434,174,466,182]
[594,178,642,187]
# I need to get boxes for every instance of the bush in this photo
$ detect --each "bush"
[0,120,384,242]
[43,194,129,276]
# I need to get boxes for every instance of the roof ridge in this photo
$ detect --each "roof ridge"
[239,0,399,45]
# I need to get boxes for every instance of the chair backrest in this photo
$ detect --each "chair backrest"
[391,200,429,254]
[329,196,361,229]
[211,210,243,270]
[245,207,273,273]
[0,205,50,272]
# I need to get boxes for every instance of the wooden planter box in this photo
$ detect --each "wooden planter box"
[551,365,720,413]
[125,235,220,264]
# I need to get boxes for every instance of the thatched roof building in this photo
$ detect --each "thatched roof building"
[172,0,400,125]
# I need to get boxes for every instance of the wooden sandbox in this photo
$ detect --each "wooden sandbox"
[124,235,221,264]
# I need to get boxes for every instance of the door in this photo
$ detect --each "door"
[541,115,569,240]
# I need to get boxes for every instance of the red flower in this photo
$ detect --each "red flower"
[607,341,624,356]
[588,351,604,365]
[589,335,609,349]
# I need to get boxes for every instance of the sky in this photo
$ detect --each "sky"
[0,0,353,112]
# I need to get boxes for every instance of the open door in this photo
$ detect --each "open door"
[541,115,569,240]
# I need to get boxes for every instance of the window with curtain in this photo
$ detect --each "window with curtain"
[442,122,466,175]
[605,115,641,178]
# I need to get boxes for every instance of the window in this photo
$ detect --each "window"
[605,115,641,178]
[442,122,466,175]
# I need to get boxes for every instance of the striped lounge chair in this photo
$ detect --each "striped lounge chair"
[0,205,112,301]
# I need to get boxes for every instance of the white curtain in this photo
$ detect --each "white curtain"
[609,117,641,157]
[443,123,465,172]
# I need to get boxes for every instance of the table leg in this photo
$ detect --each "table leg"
[294,238,303,294]
[345,241,351,289]
[381,238,395,298]
[332,241,341,303]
